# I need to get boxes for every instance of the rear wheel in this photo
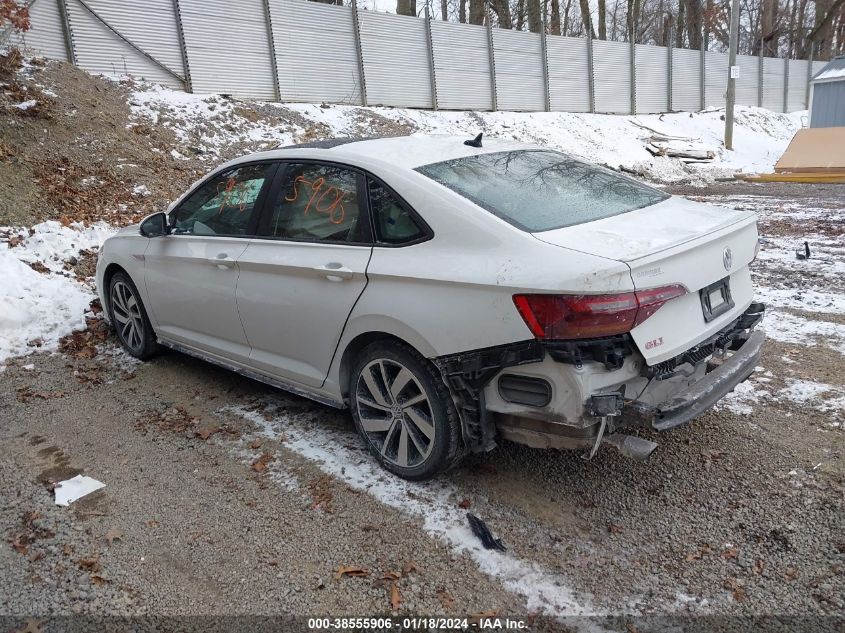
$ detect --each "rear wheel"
[108,272,159,360]
[349,341,463,480]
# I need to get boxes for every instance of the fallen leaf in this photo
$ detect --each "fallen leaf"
[145,520,159,529]
[361,524,379,532]
[90,574,109,585]
[722,576,746,601]
[722,547,739,559]
[10,534,29,555]
[249,439,262,450]
[402,560,417,575]
[195,426,220,440]
[251,460,267,473]
[333,565,369,580]
[390,581,401,610]
[608,523,623,534]
[251,452,274,473]
[469,610,498,624]
[784,567,799,581]
[753,559,765,575]
[458,498,471,509]
[382,571,401,581]
[77,554,101,573]
[104,528,123,544]
[436,588,454,609]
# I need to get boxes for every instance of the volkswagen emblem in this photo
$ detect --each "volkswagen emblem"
[722,247,733,271]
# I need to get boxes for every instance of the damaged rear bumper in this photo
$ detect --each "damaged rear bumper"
[625,329,765,431]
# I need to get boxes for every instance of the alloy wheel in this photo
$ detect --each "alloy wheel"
[111,281,145,352]
[355,359,436,468]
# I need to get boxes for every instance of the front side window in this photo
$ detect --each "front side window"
[171,164,273,236]
[416,150,669,232]
[368,179,426,245]
[264,163,367,243]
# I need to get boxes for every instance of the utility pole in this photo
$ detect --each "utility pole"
[724,0,740,150]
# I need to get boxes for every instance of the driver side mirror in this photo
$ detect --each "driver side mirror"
[139,212,170,238]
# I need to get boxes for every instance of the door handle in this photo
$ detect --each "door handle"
[209,253,236,270]
[313,263,354,282]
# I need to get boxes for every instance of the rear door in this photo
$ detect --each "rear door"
[235,161,372,388]
[143,162,276,363]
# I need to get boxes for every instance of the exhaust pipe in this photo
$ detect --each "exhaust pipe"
[604,434,658,461]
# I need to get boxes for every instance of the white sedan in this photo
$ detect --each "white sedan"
[96,135,765,480]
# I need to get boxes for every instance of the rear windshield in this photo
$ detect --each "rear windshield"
[416,149,669,232]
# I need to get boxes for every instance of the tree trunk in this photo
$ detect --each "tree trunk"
[578,0,594,38]
[550,0,562,35]
[562,0,572,34]
[490,0,514,29]
[759,0,779,56]
[441,0,448,21]
[597,0,606,38]
[684,0,703,50]
[675,0,685,47]
[459,0,467,23]
[810,0,845,59]
[527,0,543,32]
[396,0,416,17]
[469,0,485,25]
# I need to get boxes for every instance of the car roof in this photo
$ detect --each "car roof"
[220,135,543,171]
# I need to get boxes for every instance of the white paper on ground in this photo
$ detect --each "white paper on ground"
[54,474,106,506]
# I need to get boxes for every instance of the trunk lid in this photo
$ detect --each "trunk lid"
[534,196,759,365]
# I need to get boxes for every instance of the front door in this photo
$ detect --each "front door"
[236,161,372,388]
[144,162,276,362]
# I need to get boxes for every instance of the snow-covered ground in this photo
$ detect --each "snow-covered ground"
[229,404,603,618]
[129,83,804,184]
[0,221,114,365]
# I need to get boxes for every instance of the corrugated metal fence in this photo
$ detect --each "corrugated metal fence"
[9,0,826,113]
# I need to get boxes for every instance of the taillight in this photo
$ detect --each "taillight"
[513,284,686,340]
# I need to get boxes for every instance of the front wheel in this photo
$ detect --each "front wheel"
[107,271,159,360]
[349,341,464,480]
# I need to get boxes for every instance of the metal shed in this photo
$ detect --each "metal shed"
[809,55,845,128]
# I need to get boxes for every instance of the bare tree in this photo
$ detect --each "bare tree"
[578,0,595,36]
[468,0,485,24]
[396,0,417,16]
[598,0,608,37]
[549,0,562,34]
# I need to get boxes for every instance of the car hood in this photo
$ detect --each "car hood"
[532,196,756,262]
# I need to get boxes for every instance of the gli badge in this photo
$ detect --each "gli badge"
[723,247,733,271]
[645,337,664,350]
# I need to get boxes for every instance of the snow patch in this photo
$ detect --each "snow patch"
[716,379,771,415]
[0,248,92,364]
[227,404,603,617]
[128,82,804,184]
[763,311,845,356]
[9,220,113,274]
[0,222,114,365]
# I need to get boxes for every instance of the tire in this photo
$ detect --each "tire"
[107,271,159,360]
[349,340,464,480]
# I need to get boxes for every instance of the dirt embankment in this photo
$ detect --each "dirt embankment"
[0,50,416,230]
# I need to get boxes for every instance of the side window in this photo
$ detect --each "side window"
[171,163,273,236]
[264,163,367,243]
[368,179,425,245]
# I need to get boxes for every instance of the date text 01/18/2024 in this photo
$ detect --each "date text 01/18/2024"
[307,617,529,630]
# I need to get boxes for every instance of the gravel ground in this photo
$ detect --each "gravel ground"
[2,186,843,630]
